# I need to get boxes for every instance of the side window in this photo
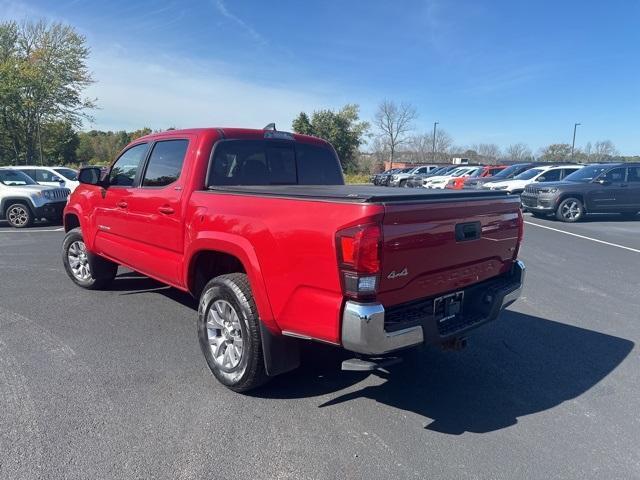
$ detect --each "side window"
[540,169,561,182]
[109,143,148,186]
[627,167,640,182]
[142,140,188,187]
[35,170,59,182]
[18,169,36,180]
[602,168,626,183]
[561,168,579,179]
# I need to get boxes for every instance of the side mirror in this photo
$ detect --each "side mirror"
[78,166,107,187]
[536,176,546,182]
[57,178,66,184]
[596,179,611,185]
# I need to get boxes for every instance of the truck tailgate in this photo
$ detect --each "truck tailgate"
[377,195,521,306]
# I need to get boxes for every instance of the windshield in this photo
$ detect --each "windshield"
[0,169,38,186]
[53,168,78,181]
[514,168,544,180]
[491,164,530,179]
[400,167,414,173]
[460,167,482,177]
[564,165,610,182]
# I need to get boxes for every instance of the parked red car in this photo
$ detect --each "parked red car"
[62,127,525,392]
[446,165,508,189]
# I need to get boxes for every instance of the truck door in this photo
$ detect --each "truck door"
[123,138,190,284]
[93,143,149,265]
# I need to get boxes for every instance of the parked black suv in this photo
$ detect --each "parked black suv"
[521,163,640,222]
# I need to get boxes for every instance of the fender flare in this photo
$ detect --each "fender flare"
[1,197,36,217]
[185,233,300,377]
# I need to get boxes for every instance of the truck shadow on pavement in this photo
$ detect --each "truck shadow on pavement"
[257,311,634,435]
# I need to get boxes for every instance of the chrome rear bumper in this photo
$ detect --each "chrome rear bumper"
[341,261,525,355]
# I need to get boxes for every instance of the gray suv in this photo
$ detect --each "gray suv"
[0,168,70,228]
[521,163,640,222]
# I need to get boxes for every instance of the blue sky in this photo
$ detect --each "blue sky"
[2,0,639,154]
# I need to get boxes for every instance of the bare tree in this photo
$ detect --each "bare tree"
[591,140,617,162]
[471,143,501,164]
[505,143,532,162]
[373,100,418,168]
[410,130,452,164]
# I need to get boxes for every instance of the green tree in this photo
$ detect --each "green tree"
[0,20,95,165]
[538,143,572,162]
[41,120,79,164]
[291,105,369,171]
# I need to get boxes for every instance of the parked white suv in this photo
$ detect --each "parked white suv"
[424,166,480,189]
[13,166,79,192]
[0,168,70,228]
[483,165,583,194]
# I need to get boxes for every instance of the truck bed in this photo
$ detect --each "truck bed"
[206,185,510,204]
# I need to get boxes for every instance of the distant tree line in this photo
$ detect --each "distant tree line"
[293,100,636,174]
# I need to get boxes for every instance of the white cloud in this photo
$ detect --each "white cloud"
[213,0,266,46]
[84,49,333,132]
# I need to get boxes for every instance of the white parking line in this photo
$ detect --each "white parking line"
[524,221,640,254]
[0,227,64,233]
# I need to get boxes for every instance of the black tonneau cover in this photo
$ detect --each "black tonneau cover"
[207,185,510,204]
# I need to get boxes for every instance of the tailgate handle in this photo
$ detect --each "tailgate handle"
[455,221,481,242]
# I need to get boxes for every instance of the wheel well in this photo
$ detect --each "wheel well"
[1,198,34,217]
[64,213,80,232]
[557,193,586,211]
[189,250,246,297]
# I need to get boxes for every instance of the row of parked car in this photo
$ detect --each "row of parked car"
[0,165,79,228]
[371,162,640,222]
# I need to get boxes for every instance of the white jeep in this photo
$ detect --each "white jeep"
[0,168,70,228]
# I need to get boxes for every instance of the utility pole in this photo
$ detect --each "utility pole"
[571,123,581,160]
[432,122,439,163]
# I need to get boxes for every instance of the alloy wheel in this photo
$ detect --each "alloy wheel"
[561,201,581,220]
[206,300,244,371]
[8,205,29,227]
[67,241,92,281]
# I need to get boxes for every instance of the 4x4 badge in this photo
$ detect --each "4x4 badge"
[387,268,408,280]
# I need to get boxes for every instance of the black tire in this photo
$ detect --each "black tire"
[198,273,268,392]
[62,227,118,289]
[5,202,33,228]
[399,179,407,187]
[556,197,585,223]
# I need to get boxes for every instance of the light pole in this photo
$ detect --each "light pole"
[432,122,439,163]
[571,122,581,159]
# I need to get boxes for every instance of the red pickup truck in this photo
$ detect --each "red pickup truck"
[62,127,525,392]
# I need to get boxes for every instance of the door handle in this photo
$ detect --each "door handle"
[158,206,175,214]
[117,201,128,208]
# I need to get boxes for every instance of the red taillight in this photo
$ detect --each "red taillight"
[337,224,381,274]
[336,224,382,300]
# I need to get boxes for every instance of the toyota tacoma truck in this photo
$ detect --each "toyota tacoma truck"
[61,127,525,392]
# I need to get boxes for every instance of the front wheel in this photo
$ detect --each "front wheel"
[62,228,118,289]
[198,273,268,392]
[556,197,585,222]
[6,202,33,228]
[399,179,407,187]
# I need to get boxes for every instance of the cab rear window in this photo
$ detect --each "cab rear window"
[207,140,343,186]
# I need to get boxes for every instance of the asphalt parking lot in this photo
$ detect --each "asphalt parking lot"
[1,214,639,479]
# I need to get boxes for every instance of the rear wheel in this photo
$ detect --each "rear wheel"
[6,202,33,228]
[62,228,117,289]
[556,197,584,222]
[198,273,268,392]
